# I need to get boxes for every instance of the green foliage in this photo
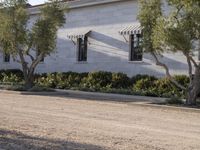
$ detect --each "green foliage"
[1,73,22,83]
[133,76,186,98]
[0,0,29,54]
[110,73,131,89]
[56,72,88,89]
[152,0,200,55]
[153,78,181,97]
[81,71,113,90]
[133,78,155,91]
[36,73,57,88]
[133,77,158,97]
[41,0,67,27]
[131,74,157,84]
[174,75,189,88]
[0,69,190,99]
[0,69,23,83]
[32,0,66,56]
[139,0,200,105]
[36,72,88,89]
[138,0,162,53]
[0,0,67,88]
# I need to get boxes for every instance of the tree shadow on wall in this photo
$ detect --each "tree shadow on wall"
[0,129,107,150]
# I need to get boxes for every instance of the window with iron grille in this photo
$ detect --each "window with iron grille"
[129,34,143,61]
[77,36,87,62]
[4,53,10,63]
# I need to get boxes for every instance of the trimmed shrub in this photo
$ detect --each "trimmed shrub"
[153,78,179,97]
[132,77,185,98]
[132,77,158,97]
[37,73,57,88]
[110,72,131,89]
[81,71,113,90]
[0,69,190,99]
[0,69,24,82]
[56,72,88,89]
[1,73,22,83]
[36,72,88,89]
[133,78,156,91]
[174,75,189,88]
[131,74,157,84]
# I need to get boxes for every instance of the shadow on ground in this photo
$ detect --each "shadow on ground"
[0,129,107,150]
[19,90,152,103]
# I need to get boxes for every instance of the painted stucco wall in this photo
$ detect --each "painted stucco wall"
[0,0,198,77]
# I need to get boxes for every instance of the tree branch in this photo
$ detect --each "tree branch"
[151,52,186,91]
[12,56,22,64]
[183,52,193,81]
[28,52,44,78]
[26,52,35,61]
[188,55,198,68]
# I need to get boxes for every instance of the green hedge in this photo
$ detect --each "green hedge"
[0,70,190,98]
[0,69,24,83]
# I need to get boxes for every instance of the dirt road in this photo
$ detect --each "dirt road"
[0,91,200,150]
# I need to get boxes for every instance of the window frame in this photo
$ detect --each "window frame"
[3,52,10,63]
[129,34,143,62]
[77,36,88,62]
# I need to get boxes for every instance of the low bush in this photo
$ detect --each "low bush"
[81,71,113,90]
[0,69,190,99]
[1,73,23,83]
[37,73,58,88]
[174,75,189,88]
[153,78,183,97]
[132,77,185,98]
[36,72,88,89]
[133,78,156,91]
[0,69,23,82]
[56,72,88,89]
[131,74,157,84]
[110,72,131,89]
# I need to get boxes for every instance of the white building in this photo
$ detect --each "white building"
[0,0,199,77]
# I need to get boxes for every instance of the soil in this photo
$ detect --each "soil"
[0,92,200,150]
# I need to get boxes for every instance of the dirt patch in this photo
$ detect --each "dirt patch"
[0,92,200,150]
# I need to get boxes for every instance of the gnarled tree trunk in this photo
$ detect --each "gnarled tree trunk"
[186,67,200,105]
[24,73,35,89]
[20,52,44,89]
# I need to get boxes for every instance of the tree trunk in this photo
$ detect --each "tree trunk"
[24,68,35,89]
[25,78,34,89]
[186,67,200,105]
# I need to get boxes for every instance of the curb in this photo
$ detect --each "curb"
[57,89,167,103]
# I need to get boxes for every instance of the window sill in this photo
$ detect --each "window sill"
[128,61,144,64]
[76,61,88,64]
[3,62,10,64]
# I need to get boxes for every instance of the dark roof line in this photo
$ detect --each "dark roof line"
[29,0,74,8]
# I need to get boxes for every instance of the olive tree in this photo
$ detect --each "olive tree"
[0,0,66,88]
[138,0,200,105]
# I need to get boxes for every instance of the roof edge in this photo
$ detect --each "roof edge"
[29,0,131,15]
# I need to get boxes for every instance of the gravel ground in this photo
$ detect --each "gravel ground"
[0,92,200,150]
